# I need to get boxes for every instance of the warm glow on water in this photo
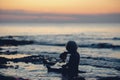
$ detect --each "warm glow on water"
[0,54,30,59]
[0,24,120,36]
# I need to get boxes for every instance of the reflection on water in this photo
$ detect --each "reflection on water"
[1,61,120,80]
[1,62,62,80]
[0,23,120,80]
[0,23,120,36]
[0,54,30,59]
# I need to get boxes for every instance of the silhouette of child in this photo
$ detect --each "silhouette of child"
[45,41,80,80]
[60,41,80,79]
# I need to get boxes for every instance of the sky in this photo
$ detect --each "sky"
[0,0,120,23]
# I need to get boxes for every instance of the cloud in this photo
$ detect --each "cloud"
[0,9,120,23]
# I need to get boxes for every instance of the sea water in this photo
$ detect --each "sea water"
[0,23,120,80]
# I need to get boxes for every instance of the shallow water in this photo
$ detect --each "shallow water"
[0,23,120,80]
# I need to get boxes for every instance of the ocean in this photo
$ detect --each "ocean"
[0,23,120,80]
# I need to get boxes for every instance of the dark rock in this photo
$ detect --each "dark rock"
[0,57,9,64]
[0,48,2,50]
[0,74,30,80]
[0,74,16,80]
[0,57,13,69]
[11,55,45,64]
[0,38,33,46]
[0,50,18,55]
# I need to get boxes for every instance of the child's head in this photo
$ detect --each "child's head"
[66,41,78,52]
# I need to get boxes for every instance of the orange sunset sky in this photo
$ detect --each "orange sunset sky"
[0,0,120,23]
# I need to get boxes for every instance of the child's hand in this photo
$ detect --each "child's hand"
[59,52,68,62]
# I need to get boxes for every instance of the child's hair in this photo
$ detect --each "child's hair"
[66,41,78,52]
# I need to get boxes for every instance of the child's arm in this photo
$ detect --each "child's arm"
[59,52,68,62]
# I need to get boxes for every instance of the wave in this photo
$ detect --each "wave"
[81,56,120,63]
[1,35,120,41]
[35,42,120,49]
[112,37,120,40]
[80,57,120,70]
[78,43,120,49]
[0,38,33,46]
[36,42,65,47]
[1,36,120,49]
